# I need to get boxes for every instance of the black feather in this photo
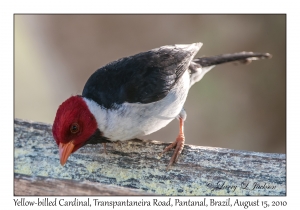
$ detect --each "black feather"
[82,46,194,109]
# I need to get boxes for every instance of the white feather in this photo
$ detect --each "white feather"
[189,65,215,88]
[84,71,190,141]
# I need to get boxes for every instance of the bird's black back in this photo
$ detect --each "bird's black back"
[82,46,196,109]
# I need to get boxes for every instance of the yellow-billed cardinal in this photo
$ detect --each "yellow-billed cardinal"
[52,42,271,169]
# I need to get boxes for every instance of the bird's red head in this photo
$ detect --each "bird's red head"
[52,95,97,166]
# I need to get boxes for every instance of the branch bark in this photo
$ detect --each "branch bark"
[14,118,286,196]
[14,173,154,195]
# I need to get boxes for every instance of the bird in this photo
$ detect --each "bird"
[52,42,271,169]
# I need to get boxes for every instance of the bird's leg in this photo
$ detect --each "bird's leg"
[161,109,186,170]
[113,140,122,150]
[102,143,108,155]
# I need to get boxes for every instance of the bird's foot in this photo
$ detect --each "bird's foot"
[160,133,185,170]
[113,140,122,150]
[102,143,108,155]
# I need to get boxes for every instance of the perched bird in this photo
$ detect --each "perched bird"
[52,42,271,169]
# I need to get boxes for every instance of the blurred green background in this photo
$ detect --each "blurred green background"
[14,15,286,153]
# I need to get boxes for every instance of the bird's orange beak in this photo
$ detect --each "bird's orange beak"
[59,141,75,166]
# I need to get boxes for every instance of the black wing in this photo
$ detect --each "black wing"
[82,44,199,109]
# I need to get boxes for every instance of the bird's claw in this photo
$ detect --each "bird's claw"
[113,140,122,150]
[161,135,185,170]
[102,143,108,155]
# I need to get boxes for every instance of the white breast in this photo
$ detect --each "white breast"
[84,70,190,141]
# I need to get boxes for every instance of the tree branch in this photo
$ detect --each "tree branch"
[14,118,285,196]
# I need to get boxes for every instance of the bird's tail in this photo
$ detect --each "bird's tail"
[194,52,272,67]
[189,52,272,87]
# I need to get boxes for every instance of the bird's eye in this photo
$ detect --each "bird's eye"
[70,123,80,134]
